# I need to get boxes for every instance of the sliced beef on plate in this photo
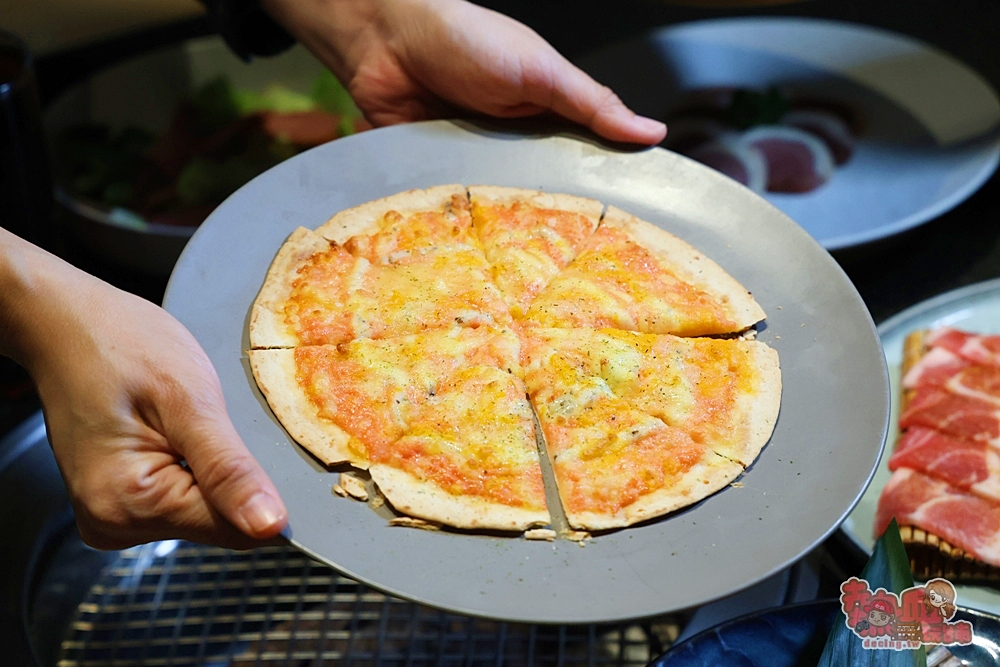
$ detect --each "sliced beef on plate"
[899,386,1000,444]
[889,427,1000,502]
[781,109,855,165]
[686,134,767,193]
[739,126,835,193]
[926,327,1000,368]
[875,467,1000,566]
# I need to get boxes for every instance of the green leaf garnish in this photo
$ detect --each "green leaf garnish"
[816,520,925,666]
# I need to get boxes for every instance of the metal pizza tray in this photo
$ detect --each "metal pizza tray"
[163,119,889,624]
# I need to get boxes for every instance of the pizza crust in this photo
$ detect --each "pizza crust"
[468,185,604,220]
[602,206,766,332]
[315,184,467,245]
[248,348,369,468]
[369,464,551,531]
[250,227,332,349]
[727,342,783,467]
[566,454,744,531]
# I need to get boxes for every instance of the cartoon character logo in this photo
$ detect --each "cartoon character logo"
[853,597,897,637]
[839,576,973,650]
[923,579,957,620]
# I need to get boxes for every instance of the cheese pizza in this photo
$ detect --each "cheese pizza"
[249,185,781,534]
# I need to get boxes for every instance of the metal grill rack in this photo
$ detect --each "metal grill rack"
[59,543,679,667]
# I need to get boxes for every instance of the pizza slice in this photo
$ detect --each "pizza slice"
[468,186,602,317]
[520,326,780,529]
[249,326,550,530]
[250,227,511,347]
[315,184,481,261]
[524,206,765,336]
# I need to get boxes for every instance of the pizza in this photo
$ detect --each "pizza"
[248,185,781,533]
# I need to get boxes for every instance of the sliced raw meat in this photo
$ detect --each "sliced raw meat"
[926,328,1000,368]
[687,135,767,193]
[899,387,1000,444]
[902,346,971,390]
[662,117,728,154]
[875,467,1000,566]
[889,427,1000,502]
[739,126,835,193]
[781,109,855,165]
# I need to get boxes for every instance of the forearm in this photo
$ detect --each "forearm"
[0,228,60,371]
[0,229,105,389]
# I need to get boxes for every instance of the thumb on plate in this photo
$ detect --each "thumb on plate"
[166,401,288,540]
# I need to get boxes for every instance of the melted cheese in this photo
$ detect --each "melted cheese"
[525,225,737,336]
[345,195,479,261]
[472,201,597,317]
[521,326,765,515]
[295,327,543,507]
[286,245,511,345]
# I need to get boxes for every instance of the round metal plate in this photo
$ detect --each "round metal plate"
[163,119,889,623]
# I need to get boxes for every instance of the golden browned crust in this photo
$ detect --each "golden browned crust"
[727,342,782,467]
[369,464,551,531]
[468,185,604,221]
[315,184,467,245]
[248,349,369,469]
[564,454,744,531]
[249,228,332,349]
[603,206,766,332]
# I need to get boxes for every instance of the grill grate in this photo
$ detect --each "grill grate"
[59,543,679,667]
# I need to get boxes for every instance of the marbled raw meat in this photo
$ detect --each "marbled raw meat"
[899,387,1000,444]
[926,327,1000,368]
[875,467,1000,566]
[889,427,1000,502]
[740,126,835,193]
[903,349,1000,406]
[902,346,971,389]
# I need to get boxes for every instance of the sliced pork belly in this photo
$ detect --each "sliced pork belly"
[739,126,835,193]
[899,387,1000,444]
[781,109,855,165]
[687,135,767,193]
[927,328,1000,368]
[875,467,1000,566]
[889,427,1000,502]
[902,346,972,389]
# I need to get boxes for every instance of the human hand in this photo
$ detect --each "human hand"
[0,231,287,550]
[262,0,667,144]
